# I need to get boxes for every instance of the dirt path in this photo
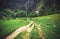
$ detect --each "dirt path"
[22,24,34,39]
[5,21,33,39]
[35,24,46,39]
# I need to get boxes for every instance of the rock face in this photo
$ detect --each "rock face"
[0,0,60,11]
[0,0,41,11]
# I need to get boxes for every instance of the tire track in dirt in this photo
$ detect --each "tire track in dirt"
[23,24,34,39]
[22,23,34,39]
[35,23,46,39]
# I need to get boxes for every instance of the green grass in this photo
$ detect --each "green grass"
[30,25,41,39]
[14,30,28,39]
[15,25,40,39]
[0,18,29,39]
[13,14,60,39]
[0,14,60,39]
[32,14,60,39]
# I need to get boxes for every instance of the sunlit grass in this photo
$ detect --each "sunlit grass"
[0,19,29,39]
[0,14,60,39]
[32,14,60,39]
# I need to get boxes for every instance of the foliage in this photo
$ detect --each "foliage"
[39,7,60,16]
[27,11,39,17]
[15,9,39,17]
[0,9,15,20]
[15,9,26,17]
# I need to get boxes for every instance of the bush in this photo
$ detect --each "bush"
[15,9,26,17]
[0,9,15,20]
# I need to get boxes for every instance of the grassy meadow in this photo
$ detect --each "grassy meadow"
[0,18,29,39]
[0,14,60,39]
[12,14,60,39]
[32,14,60,39]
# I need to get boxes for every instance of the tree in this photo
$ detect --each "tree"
[1,9,15,20]
[27,11,38,17]
[15,9,26,17]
